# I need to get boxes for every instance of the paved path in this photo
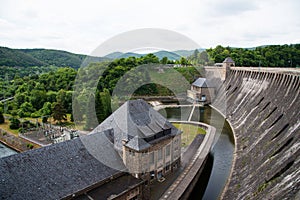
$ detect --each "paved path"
[187,105,196,122]
[153,103,203,111]
[160,122,216,200]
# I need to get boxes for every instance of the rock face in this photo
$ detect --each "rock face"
[213,68,300,199]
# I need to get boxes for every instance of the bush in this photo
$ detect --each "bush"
[9,118,20,130]
[31,112,41,118]
[26,143,34,149]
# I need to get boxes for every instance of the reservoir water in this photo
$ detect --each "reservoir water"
[159,106,234,200]
[0,143,17,158]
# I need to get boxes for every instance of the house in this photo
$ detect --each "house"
[222,57,235,67]
[92,99,182,182]
[187,78,215,104]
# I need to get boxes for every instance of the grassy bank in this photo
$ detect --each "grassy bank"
[172,123,206,147]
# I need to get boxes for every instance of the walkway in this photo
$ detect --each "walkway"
[160,122,216,200]
[153,103,203,111]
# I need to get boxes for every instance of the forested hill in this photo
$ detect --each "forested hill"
[205,44,300,67]
[0,47,106,68]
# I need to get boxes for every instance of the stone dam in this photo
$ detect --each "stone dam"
[211,67,299,199]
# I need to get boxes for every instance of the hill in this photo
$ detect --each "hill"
[0,47,45,67]
[103,49,196,60]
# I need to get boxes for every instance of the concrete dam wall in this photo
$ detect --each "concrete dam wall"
[212,68,300,199]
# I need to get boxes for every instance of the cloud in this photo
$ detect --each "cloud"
[0,0,299,53]
[204,0,259,17]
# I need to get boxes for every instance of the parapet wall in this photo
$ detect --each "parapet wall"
[213,67,300,199]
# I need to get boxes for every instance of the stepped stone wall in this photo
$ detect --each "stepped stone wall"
[212,68,300,199]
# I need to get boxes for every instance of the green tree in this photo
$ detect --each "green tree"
[72,97,84,123]
[30,90,47,110]
[179,57,189,65]
[95,90,105,123]
[101,88,112,117]
[9,117,20,129]
[84,94,99,130]
[51,102,67,123]
[160,57,169,64]
[39,102,52,116]
[19,102,35,117]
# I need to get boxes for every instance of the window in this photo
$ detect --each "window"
[150,152,154,164]
[166,145,170,157]
[150,171,155,180]
[129,150,135,156]
[158,149,162,161]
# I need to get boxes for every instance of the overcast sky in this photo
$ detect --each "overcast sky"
[0,0,299,54]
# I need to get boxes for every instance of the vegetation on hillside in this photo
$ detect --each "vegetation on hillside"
[1,54,199,130]
[0,47,106,68]
[189,44,300,67]
[1,43,298,131]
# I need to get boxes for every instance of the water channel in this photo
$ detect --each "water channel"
[158,106,234,200]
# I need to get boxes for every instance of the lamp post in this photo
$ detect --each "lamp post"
[288,59,292,67]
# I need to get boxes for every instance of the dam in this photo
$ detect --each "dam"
[211,67,300,199]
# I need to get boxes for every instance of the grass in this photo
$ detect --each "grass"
[172,123,206,147]
[0,121,19,135]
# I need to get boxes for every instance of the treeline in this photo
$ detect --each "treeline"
[75,54,198,129]
[205,44,300,67]
[1,54,200,130]
[1,67,76,122]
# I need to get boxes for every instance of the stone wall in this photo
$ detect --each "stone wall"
[213,68,300,199]
[124,134,181,180]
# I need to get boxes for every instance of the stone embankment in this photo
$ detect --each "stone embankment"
[160,121,216,200]
[212,68,300,199]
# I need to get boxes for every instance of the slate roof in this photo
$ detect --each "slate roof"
[0,131,126,200]
[125,136,151,151]
[223,57,234,63]
[75,174,144,200]
[92,99,181,152]
[192,78,208,88]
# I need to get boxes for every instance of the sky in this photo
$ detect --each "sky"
[0,0,299,54]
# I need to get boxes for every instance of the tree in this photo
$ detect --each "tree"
[0,112,4,124]
[101,88,112,117]
[30,89,47,110]
[39,102,52,116]
[9,117,20,129]
[95,90,105,123]
[51,102,67,123]
[160,57,169,64]
[72,97,84,123]
[19,102,35,117]
[84,94,99,130]
[179,57,189,65]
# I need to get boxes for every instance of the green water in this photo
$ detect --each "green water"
[159,106,234,200]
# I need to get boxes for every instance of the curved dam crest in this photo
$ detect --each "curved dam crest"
[212,67,300,199]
